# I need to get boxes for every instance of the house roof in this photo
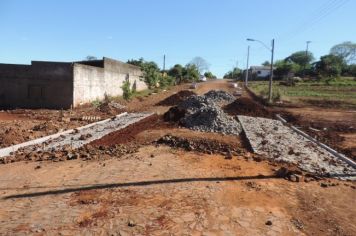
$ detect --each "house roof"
[250,66,270,70]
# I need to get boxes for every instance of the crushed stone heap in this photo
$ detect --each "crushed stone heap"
[164,90,242,135]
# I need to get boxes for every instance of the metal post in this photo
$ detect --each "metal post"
[163,54,166,71]
[268,39,275,103]
[245,46,250,86]
[302,41,311,78]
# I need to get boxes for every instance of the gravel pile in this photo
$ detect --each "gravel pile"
[204,90,235,103]
[181,105,242,135]
[164,90,242,135]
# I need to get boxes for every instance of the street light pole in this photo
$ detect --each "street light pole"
[245,45,250,86]
[247,38,275,103]
[268,39,275,103]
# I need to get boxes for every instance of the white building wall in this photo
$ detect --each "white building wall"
[72,59,147,107]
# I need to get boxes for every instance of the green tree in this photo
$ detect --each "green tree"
[274,60,300,79]
[127,58,144,67]
[315,54,345,77]
[204,71,216,79]
[223,67,241,79]
[183,64,200,82]
[330,41,356,64]
[168,64,184,83]
[285,51,314,67]
[262,61,270,66]
[127,58,167,88]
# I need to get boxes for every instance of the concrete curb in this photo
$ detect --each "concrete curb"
[0,112,128,158]
[276,114,356,169]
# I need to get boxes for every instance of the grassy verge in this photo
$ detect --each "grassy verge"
[248,77,356,109]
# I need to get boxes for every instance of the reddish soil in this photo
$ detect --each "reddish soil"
[91,115,170,146]
[0,80,355,235]
[0,112,24,121]
[223,97,274,118]
[156,90,196,106]
[301,98,356,109]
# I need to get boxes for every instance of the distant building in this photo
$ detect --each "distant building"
[0,57,147,109]
[242,66,276,80]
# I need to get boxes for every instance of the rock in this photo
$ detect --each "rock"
[320,183,328,188]
[289,174,298,182]
[127,220,136,227]
[225,150,233,159]
[265,220,273,226]
[275,167,291,178]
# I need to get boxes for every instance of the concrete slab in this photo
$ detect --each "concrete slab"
[238,115,356,178]
[0,112,153,158]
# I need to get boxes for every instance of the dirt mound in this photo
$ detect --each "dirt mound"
[156,90,197,106]
[91,115,160,146]
[224,97,274,118]
[155,135,244,156]
[97,102,126,115]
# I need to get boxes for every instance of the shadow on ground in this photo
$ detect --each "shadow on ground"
[3,174,278,199]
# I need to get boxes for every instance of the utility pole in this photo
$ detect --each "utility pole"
[247,38,275,103]
[245,46,250,86]
[268,39,275,103]
[163,54,166,71]
[302,41,311,78]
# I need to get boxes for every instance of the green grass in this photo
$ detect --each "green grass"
[248,77,356,109]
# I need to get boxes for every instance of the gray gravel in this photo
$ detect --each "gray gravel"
[174,90,242,135]
[204,90,235,103]
[181,105,242,135]
[8,112,153,155]
[238,115,356,179]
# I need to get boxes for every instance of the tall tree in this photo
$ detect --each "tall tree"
[285,51,314,67]
[330,41,356,64]
[262,60,270,66]
[189,57,210,74]
[168,64,184,83]
[223,67,241,79]
[183,64,200,82]
[315,54,345,77]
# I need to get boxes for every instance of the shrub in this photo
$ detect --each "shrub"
[121,80,133,100]
[91,99,102,108]
[259,87,282,102]
[159,75,175,89]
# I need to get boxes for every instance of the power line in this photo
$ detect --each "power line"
[278,0,341,41]
[278,0,349,43]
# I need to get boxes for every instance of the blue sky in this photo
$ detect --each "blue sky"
[0,0,355,77]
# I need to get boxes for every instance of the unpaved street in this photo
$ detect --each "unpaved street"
[0,80,355,235]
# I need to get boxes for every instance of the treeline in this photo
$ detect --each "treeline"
[274,41,356,79]
[127,57,216,89]
[224,41,356,80]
